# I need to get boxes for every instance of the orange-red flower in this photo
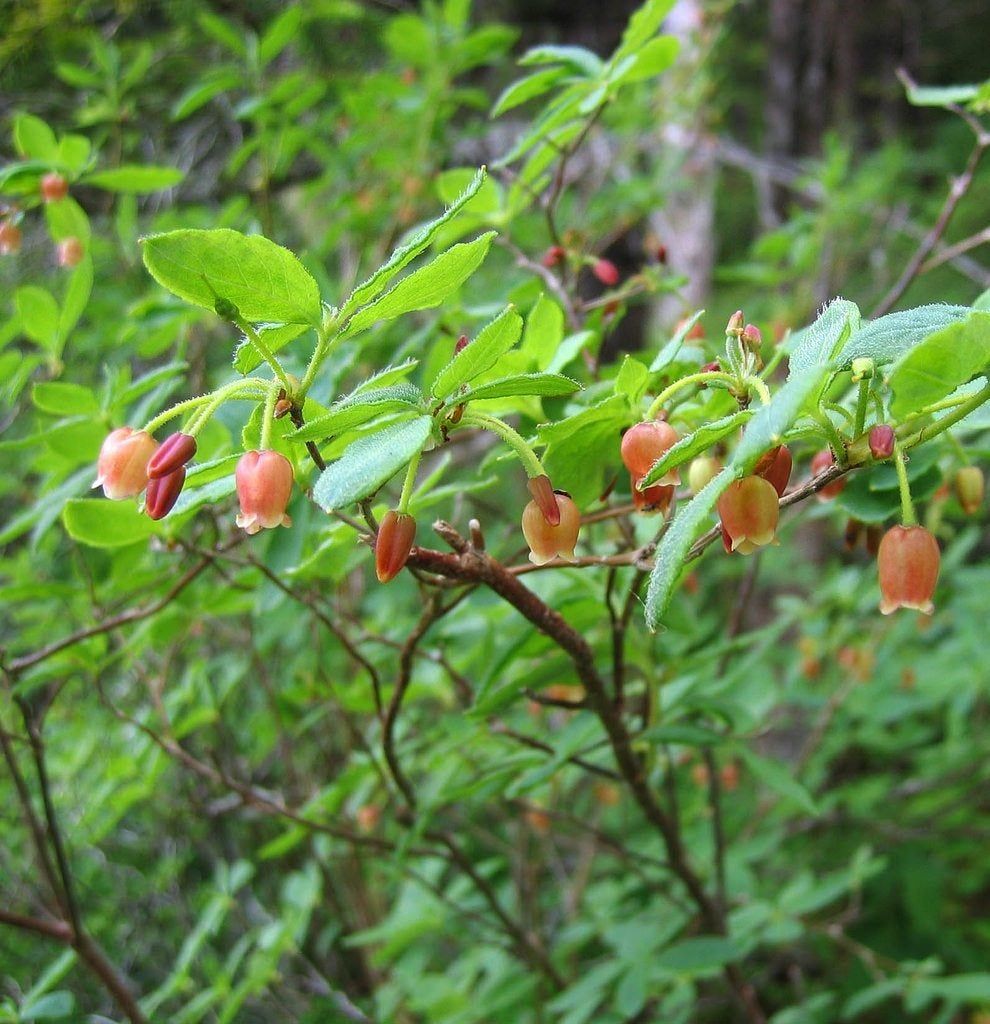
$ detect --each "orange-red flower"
[620,421,680,483]
[754,445,792,497]
[878,525,940,615]
[235,450,294,535]
[522,491,580,564]
[93,427,158,500]
[717,476,779,555]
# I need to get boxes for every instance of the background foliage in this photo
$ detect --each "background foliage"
[2,2,990,1023]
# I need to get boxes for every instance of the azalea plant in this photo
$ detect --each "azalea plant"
[3,2,990,1023]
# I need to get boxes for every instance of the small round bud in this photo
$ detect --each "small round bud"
[0,220,22,255]
[868,424,895,460]
[878,525,940,615]
[954,466,984,515]
[40,173,69,203]
[56,237,83,267]
[851,357,875,382]
[375,510,417,582]
[148,432,197,480]
[145,467,186,520]
[688,455,721,495]
[725,310,744,336]
[592,258,620,287]
[541,245,565,268]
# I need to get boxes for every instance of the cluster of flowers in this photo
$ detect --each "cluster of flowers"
[95,428,293,533]
[0,173,85,266]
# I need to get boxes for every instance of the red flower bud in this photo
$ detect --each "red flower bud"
[725,310,744,336]
[454,333,469,354]
[811,448,845,500]
[375,510,417,583]
[40,173,69,203]
[701,360,721,374]
[0,221,22,255]
[878,525,940,615]
[717,475,779,555]
[655,244,668,264]
[753,445,792,497]
[740,323,762,351]
[868,424,895,460]
[954,466,984,515]
[235,450,294,535]
[631,472,674,514]
[688,455,721,495]
[592,258,620,287]
[527,474,560,526]
[620,421,680,482]
[148,432,197,479]
[145,467,186,520]
[93,427,159,500]
[541,245,565,268]
[56,237,83,267]
[522,491,580,565]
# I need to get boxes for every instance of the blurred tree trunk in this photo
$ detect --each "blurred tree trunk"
[765,0,802,221]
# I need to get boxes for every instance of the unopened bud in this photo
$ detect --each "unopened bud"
[592,258,620,287]
[868,424,895,460]
[375,510,417,582]
[725,310,744,336]
[56,237,83,267]
[274,398,293,418]
[740,323,762,351]
[148,432,197,480]
[541,245,565,268]
[527,474,560,526]
[851,357,875,382]
[954,466,984,515]
[0,220,22,255]
[145,467,186,520]
[454,334,469,354]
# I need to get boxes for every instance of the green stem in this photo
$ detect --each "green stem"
[398,450,422,513]
[143,379,266,435]
[815,412,846,460]
[237,318,292,391]
[460,411,544,478]
[853,377,870,436]
[900,382,990,450]
[760,342,788,379]
[894,446,916,526]
[742,376,772,406]
[260,383,280,451]
[646,371,739,420]
[299,313,339,399]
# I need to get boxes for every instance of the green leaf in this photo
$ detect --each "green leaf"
[614,0,677,61]
[617,36,679,84]
[341,168,487,316]
[32,382,99,416]
[63,499,157,548]
[736,746,819,815]
[172,71,243,120]
[519,44,603,77]
[344,232,496,336]
[59,256,93,344]
[84,166,184,193]
[639,723,724,747]
[524,292,566,369]
[232,323,308,374]
[732,367,827,470]
[492,67,568,117]
[259,6,303,64]
[13,114,58,161]
[20,990,75,1021]
[16,286,60,351]
[288,385,423,441]
[905,82,979,107]
[614,355,650,402]
[312,416,432,510]
[645,466,737,629]
[655,937,738,975]
[888,311,990,418]
[640,411,751,487]
[57,134,91,174]
[786,298,861,376]
[141,228,322,326]
[431,306,522,399]
[458,372,580,403]
[837,304,970,368]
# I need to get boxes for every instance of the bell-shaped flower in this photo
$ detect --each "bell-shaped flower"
[717,475,780,555]
[522,491,580,565]
[620,421,680,484]
[235,450,294,535]
[754,445,792,497]
[878,525,940,615]
[93,427,158,500]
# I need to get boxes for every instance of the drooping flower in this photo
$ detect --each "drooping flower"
[40,173,69,203]
[56,237,84,267]
[631,472,674,514]
[717,475,780,555]
[522,491,580,565]
[620,421,680,483]
[93,427,158,500]
[0,221,22,255]
[145,467,186,520]
[375,510,417,583]
[877,525,940,615]
[234,450,294,535]
[148,432,197,479]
